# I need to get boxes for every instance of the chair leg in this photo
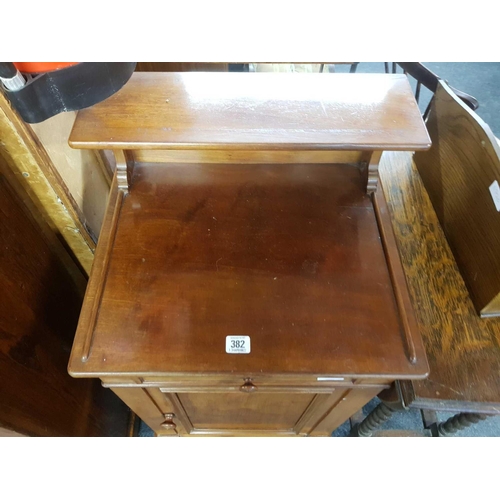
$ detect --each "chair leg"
[350,63,359,73]
[351,402,397,437]
[438,413,489,437]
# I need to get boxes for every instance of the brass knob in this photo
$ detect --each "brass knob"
[161,413,177,430]
[240,378,256,393]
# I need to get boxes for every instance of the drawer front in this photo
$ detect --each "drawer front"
[102,375,391,392]
[142,375,355,390]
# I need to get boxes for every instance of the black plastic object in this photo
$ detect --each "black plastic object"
[2,62,136,123]
[0,62,18,79]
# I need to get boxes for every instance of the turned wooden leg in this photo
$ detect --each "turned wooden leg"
[438,413,489,437]
[351,383,406,437]
[352,402,397,437]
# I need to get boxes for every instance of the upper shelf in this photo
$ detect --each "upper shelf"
[69,72,431,152]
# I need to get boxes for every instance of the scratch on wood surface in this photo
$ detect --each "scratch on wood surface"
[429,379,466,398]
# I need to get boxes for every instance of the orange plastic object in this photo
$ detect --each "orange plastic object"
[13,62,79,73]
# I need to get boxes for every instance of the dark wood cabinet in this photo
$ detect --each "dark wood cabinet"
[68,72,430,436]
[0,155,129,436]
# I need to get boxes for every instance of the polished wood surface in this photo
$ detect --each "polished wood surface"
[380,151,500,413]
[175,391,314,430]
[69,162,427,379]
[68,72,430,435]
[0,159,129,436]
[414,81,500,317]
[69,73,430,152]
[111,382,385,436]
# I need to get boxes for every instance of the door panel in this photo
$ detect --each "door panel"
[177,392,315,431]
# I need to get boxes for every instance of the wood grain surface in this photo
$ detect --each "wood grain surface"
[67,73,431,434]
[414,81,500,317]
[69,162,427,379]
[380,151,500,413]
[69,73,430,152]
[0,163,129,436]
[130,149,367,165]
[0,92,95,275]
[30,111,110,238]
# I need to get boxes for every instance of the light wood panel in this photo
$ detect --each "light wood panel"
[380,151,500,413]
[131,149,367,164]
[31,111,110,238]
[0,93,94,275]
[414,81,500,317]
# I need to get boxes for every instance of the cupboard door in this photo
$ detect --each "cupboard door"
[158,386,382,436]
[174,392,313,434]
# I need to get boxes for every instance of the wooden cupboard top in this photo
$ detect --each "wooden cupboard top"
[69,162,428,379]
[69,72,431,151]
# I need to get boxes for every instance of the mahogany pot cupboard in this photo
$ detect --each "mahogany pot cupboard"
[68,73,430,436]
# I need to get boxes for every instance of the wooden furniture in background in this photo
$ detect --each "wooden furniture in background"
[320,63,359,73]
[251,63,359,73]
[68,72,430,436]
[135,63,358,74]
[0,151,129,436]
[353,150,500,436]
[387,62,478,118]
[136,63,229,72]
[415,81,500,317]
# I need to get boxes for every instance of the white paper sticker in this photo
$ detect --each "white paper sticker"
[489,180,500,212]
[226,336,251,354]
